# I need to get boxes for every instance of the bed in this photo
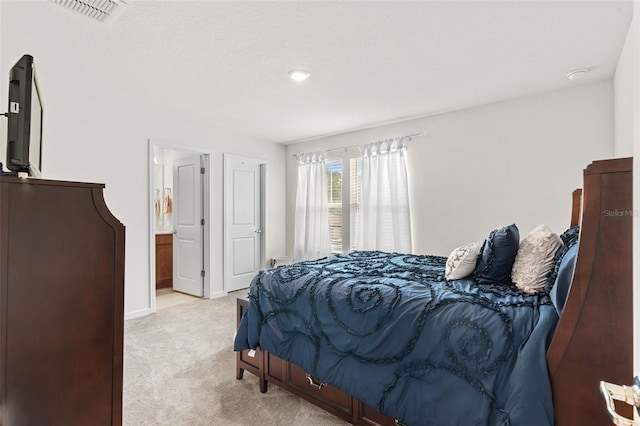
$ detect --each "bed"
[234,157,633,425]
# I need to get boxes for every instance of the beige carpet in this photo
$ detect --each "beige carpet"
[123,291,348,426]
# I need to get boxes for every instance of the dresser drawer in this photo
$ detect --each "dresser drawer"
[288,363,352,416]
[357,400,398,426]
[265,352,286,384]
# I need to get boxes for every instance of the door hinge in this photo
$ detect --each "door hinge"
[201,218,205,225]
[200,167,205,174]
[201,270,205,277]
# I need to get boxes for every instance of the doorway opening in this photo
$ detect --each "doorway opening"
[148,140,211,313]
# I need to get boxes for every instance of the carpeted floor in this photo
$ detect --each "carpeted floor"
[123,291,348,426]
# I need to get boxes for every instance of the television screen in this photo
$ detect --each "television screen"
[6,54,43,177]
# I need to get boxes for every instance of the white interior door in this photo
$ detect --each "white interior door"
[224,154,263,292]
[173,155,203,297]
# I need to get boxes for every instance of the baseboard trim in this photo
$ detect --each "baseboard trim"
[209,291,227,299]
[125,308,152,320]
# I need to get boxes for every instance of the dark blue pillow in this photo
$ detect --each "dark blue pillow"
[474,224,520,286]
[545,226,580,292]
[559,225,580,246]
[550,244,578,315]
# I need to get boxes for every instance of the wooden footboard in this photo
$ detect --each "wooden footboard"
[236,297,399,426]
[547,157,633,424]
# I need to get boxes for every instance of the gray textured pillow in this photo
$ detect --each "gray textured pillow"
[512,224,563,294]
[445,242,481,281]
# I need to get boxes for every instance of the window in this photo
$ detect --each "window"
[326,156,362,253]
[326,160,342,253]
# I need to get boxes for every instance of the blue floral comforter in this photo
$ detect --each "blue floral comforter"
[234,251,559,425]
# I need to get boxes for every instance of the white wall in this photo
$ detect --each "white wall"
[0,1,624,327]
[615,1,640,389]
[615,6,636,158]
[286,81,615,257]
[635,0,640,394]
[619,1,640,389]
[0,4,287,317]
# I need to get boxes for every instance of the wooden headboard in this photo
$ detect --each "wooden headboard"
[547,157,633,424]
[570,188,582,228]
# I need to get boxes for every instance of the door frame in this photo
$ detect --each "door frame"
[223,153,267,292]
[148,139,212,313]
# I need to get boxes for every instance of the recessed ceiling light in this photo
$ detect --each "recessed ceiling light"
[566,69,588,81]
[288,70,310,82]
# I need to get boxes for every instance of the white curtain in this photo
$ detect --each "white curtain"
[294,151,331,262]
[358,137,412,253]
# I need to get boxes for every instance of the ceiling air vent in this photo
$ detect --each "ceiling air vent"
[50,0,127,23]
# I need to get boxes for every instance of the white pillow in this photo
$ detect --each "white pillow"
[445,242,481,281]
[512,224,563,294]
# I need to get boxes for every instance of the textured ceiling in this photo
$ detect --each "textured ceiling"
[2,1,634,144]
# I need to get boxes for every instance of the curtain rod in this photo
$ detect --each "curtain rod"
[293,131,425,157]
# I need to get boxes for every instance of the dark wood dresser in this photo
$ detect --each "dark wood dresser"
[0,177,125,425]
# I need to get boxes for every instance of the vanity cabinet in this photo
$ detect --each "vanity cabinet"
[155,233,173,289]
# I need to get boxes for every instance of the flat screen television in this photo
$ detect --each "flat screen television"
[5,54,43,177]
